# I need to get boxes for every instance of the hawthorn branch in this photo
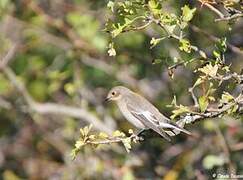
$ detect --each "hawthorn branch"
[197,0,225,19]
[215,124,236,175]
[0,43,18,70]
[149,17,208,59]
[2,67,114,134]
[215,13,243,22]
[86,134,143,145]
[190,25,243,56]
[181,94,243,125]
[188,87,199,108]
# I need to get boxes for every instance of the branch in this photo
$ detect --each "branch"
[180,94,243,125]
[149,17,208,59]
[214,73,243,84]
[0,44,18,69]
[215,13,243,22]
[190,25,243,56]
[2,67,114,134]
[215,125,236,175]
[106,19,152,34]
[188,87,199,108]
[71,127,144,159]
[197,0,224,18]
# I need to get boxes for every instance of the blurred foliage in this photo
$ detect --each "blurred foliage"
[0,0,242,179]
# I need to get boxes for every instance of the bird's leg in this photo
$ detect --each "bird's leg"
[136,129,146,136]
[134,129,148,141]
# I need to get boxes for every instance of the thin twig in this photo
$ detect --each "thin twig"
[181,94,243,125]
[190,25,243,56]
[149,17,208,59]
[197,0,225,18]
[188,87,199,108]
[86,134,142,145]
[215,13,243,22]
[215,124,236,175]
[0,44,18,69]
[2,67,114,134]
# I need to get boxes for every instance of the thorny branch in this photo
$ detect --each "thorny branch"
[180,94,243,125]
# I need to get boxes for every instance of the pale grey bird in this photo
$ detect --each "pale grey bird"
[105,86,191,141]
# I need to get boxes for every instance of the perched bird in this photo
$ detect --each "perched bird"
[105,86,191,141]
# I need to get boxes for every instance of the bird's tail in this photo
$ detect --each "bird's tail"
[159,120,191,136]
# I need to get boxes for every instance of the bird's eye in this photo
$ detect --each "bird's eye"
[112,92,115,95]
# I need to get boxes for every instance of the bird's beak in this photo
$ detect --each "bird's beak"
[104,96,111,102]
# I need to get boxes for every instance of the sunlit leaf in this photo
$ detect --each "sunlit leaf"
[181,5,196,22]
[199,95,209,112]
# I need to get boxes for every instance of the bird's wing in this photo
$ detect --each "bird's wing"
[127,103,171,141]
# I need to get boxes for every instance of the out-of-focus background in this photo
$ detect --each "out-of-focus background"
[0,0,242,179]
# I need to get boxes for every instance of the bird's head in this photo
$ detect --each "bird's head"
[105,86,130,102]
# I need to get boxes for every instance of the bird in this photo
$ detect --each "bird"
[105,86,191,141]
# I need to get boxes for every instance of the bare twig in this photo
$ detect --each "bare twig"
[85,133,142,145]
[0,44,18,69]
[188,87,199,108]
[149,17,208,59]
[168,58,199,71]
[197,0,225,19]
[215,125,236,175]
[215,13,243,22]
[2,67,113,134]
[181,94,243,125]
[106,19,152,34]
[190,25,243,56]
[214,73,243,84]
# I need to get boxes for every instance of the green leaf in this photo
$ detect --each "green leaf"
[199,96,209,112]
[150,37,165,48]
[152,59,162,64]
[179,39,191,53]
[148,0,162,17]
[213,50,220,59]
[98,132,109,139]
[28,80,48,101]
[112,130,126,137]
[216,37,227,53]
[220,92,234,104]
[171,105,191,119]
[64,83,76,95]
[75,140,85,149]
[181,5,196,22]
[80,124,93,137]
